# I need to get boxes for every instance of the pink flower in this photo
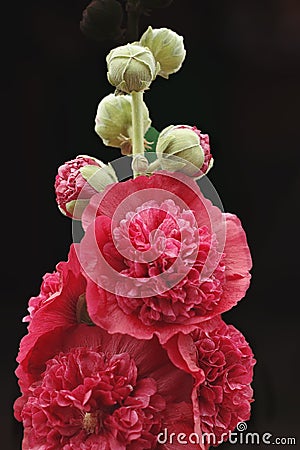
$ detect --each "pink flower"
[55,156,101,219]
[177,126,213,175]
[23,271,62,323]
[14,325,194,449]
[79,172,252,344]
[16,244,87,392]
[164,316,256,446]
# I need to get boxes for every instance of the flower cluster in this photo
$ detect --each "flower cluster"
[15,24,255,450]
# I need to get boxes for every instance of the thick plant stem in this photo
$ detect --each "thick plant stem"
[131,91,145,177]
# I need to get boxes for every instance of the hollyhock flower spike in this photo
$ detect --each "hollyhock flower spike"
[164,316,256,448]
[15,18,255,450]
[79,171,252,344]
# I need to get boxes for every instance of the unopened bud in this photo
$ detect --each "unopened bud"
[106,43,159,94]
[176,125,214,175]
[55,155,118,220]
[139,26,186,79]
[95,93,151,154]
[132,154,149,175]
[156,125,207,177]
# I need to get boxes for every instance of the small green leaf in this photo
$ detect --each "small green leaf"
[144,126,160,152]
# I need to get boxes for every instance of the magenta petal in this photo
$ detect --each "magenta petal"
[163,333,205,384]
[85,281,219,344]
[216,213,252,313]
[163,316,255,445]
[79,173,252,344]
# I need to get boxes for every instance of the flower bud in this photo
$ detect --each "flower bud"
[80,0,124,43]
[139,26,186,79]
[156,125,213,177]
[132,154,149,175]
[106,43,159,94]
[54,155,118,220]
[176,125,214,175]
[94,93,151,154]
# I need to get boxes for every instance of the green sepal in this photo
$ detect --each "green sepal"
[66,199,89,220]
[80,164,117,192]
[144,126,160,152]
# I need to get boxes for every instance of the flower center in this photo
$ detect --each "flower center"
[76,293,95,325]
[82,412,98,434]
[19,347,165,448]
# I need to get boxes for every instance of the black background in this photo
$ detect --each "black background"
[2,0,300,448]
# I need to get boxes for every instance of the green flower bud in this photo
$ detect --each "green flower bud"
[139,26,186,79]
[106,43,160,93]
[95,93,151,154]
[132,154,149,175]
[156,125,204,177]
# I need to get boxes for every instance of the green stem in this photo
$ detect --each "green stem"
[131,91,145,177]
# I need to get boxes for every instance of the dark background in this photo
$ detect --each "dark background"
[2,0,299,448]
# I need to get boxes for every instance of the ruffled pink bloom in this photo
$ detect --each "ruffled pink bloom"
[16,244,87,392]
[164,316,256,447]
[55,156,100,218]
[79,172,252,344]
[23,271,62,323]
[177,125,213,175]
[14,325,194,450]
